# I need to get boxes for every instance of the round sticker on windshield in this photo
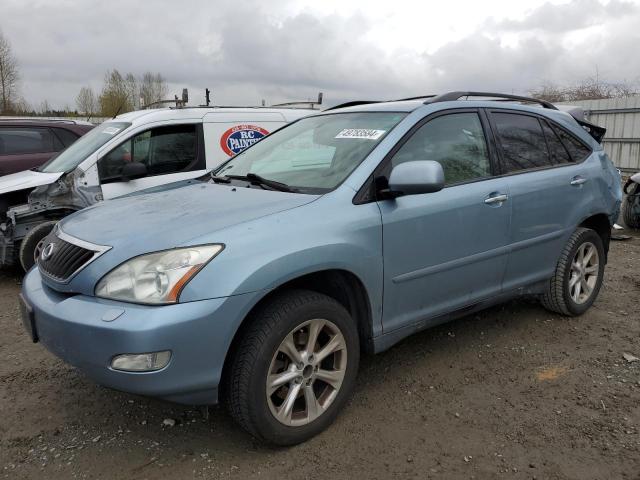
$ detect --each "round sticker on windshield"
[220,125,269,156]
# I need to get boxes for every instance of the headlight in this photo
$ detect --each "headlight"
[95,245,223,304]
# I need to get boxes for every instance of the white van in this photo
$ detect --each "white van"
[0,106,315,270]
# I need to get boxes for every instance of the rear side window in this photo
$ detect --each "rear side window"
[390,112,491,185]
[550,124,591,162]
[541,120,572,165]
[492,113,551,173]
[0,127,58,155]
[52,128,80,148]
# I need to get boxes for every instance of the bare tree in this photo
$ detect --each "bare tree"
[0,30,20,113]
[140,72,168,107]
[99,70,132,117]
[124,72,138,110]
[76,86,97,116]
[38,99,51,115]
[529,82,566,103]
[531,77,638,102]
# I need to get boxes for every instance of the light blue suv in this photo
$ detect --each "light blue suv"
[20,92,621,445]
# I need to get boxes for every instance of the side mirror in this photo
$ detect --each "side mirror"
[120,162,148,181]
[386,161,445,197]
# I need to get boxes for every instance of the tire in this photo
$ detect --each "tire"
[226,289,360,446]
[622,194,640,229]
[18,221,57,272]
[541,227,605,316]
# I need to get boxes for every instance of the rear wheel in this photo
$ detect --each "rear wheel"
[226,289,359,446]
[541,227,605,316]
[18,221,57,272]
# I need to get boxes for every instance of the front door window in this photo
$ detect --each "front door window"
[98,124,198,183]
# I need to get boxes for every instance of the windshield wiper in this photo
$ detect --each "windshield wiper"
[209,174,231,184]
[226,173,298,193]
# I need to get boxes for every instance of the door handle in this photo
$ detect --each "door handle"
[570,176,587,186]
[484,194,508,205]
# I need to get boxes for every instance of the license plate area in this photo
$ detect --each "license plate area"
[19,294,38,343]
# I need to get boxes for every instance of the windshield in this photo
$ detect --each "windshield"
[39,122,131,173]
[214,112,407,192]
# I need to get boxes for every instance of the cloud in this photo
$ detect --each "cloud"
[1,0,639,109]
[488,0,638,33]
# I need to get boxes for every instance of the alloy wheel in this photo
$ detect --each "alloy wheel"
[266,318,347,427]
[569,241,600,304]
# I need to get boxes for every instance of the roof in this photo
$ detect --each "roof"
[112,106,316,125]
[323,91,559,114]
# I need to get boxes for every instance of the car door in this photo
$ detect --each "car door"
[99,123,206,200]
[377,110,512,333]
[0,126,59,175]
[487,110,591,291]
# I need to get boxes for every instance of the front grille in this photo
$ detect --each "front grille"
[37,233,96,282]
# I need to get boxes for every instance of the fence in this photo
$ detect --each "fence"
[558,96,640,173]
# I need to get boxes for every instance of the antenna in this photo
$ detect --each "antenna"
[205,88,211,106]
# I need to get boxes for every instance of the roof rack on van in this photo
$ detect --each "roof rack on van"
[271,92,324,109]
[425,91,558,110]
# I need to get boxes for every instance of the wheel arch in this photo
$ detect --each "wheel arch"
[219,268,374,400]
[578,213,611,261]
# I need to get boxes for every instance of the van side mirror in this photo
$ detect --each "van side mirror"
[120,162,148,181]
[386,161,445,197]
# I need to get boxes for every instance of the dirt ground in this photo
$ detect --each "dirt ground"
[0,231,638,480]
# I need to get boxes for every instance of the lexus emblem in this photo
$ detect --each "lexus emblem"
[41,243,55,261]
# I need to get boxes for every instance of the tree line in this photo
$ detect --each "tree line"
[529,77,638,103]
[0,29,169,117]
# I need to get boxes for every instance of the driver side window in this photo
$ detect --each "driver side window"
[98,124,198,182]
[391,112,491,185]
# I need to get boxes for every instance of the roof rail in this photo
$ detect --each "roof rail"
[0,117,80,124]
[425,91,558,110]
[323,101,382,111]
[394,95,437,101]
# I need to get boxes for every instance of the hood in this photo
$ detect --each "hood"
[60,181,318,253]
[0,170,63,195]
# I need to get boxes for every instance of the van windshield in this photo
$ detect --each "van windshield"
[214,112,407,193]
[38,122,131,173]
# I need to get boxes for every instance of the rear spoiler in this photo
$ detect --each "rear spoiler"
[576,119,606,144]
[556,105,606,144]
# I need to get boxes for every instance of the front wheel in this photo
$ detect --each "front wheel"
[18,221,58,272]
[622,191,640,229]
[541,227,605,316]
[226,290,360,446]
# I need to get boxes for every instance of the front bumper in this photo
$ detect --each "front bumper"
[21,268,257,405]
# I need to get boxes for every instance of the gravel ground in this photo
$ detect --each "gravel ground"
[1,230,639,480]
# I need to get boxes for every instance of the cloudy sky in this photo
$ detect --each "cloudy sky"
[1,0,639,109]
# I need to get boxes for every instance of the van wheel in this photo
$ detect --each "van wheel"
[541,227,605,316]
[226,289,359,446]
[622,195,640,229]
[19,221,57,272]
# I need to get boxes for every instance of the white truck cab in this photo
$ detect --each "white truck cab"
[0,106,315,270]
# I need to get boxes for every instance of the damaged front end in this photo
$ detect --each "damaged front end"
[0,171,102,268]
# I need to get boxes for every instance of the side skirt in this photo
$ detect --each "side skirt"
[372,280,548,354]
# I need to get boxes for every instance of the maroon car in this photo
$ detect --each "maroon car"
[0,118,93,176]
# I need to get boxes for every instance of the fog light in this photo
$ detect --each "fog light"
[111,351,171,372]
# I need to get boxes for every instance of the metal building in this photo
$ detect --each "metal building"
[558,96,640,173]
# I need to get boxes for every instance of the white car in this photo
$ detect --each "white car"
[0,106,315,270]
